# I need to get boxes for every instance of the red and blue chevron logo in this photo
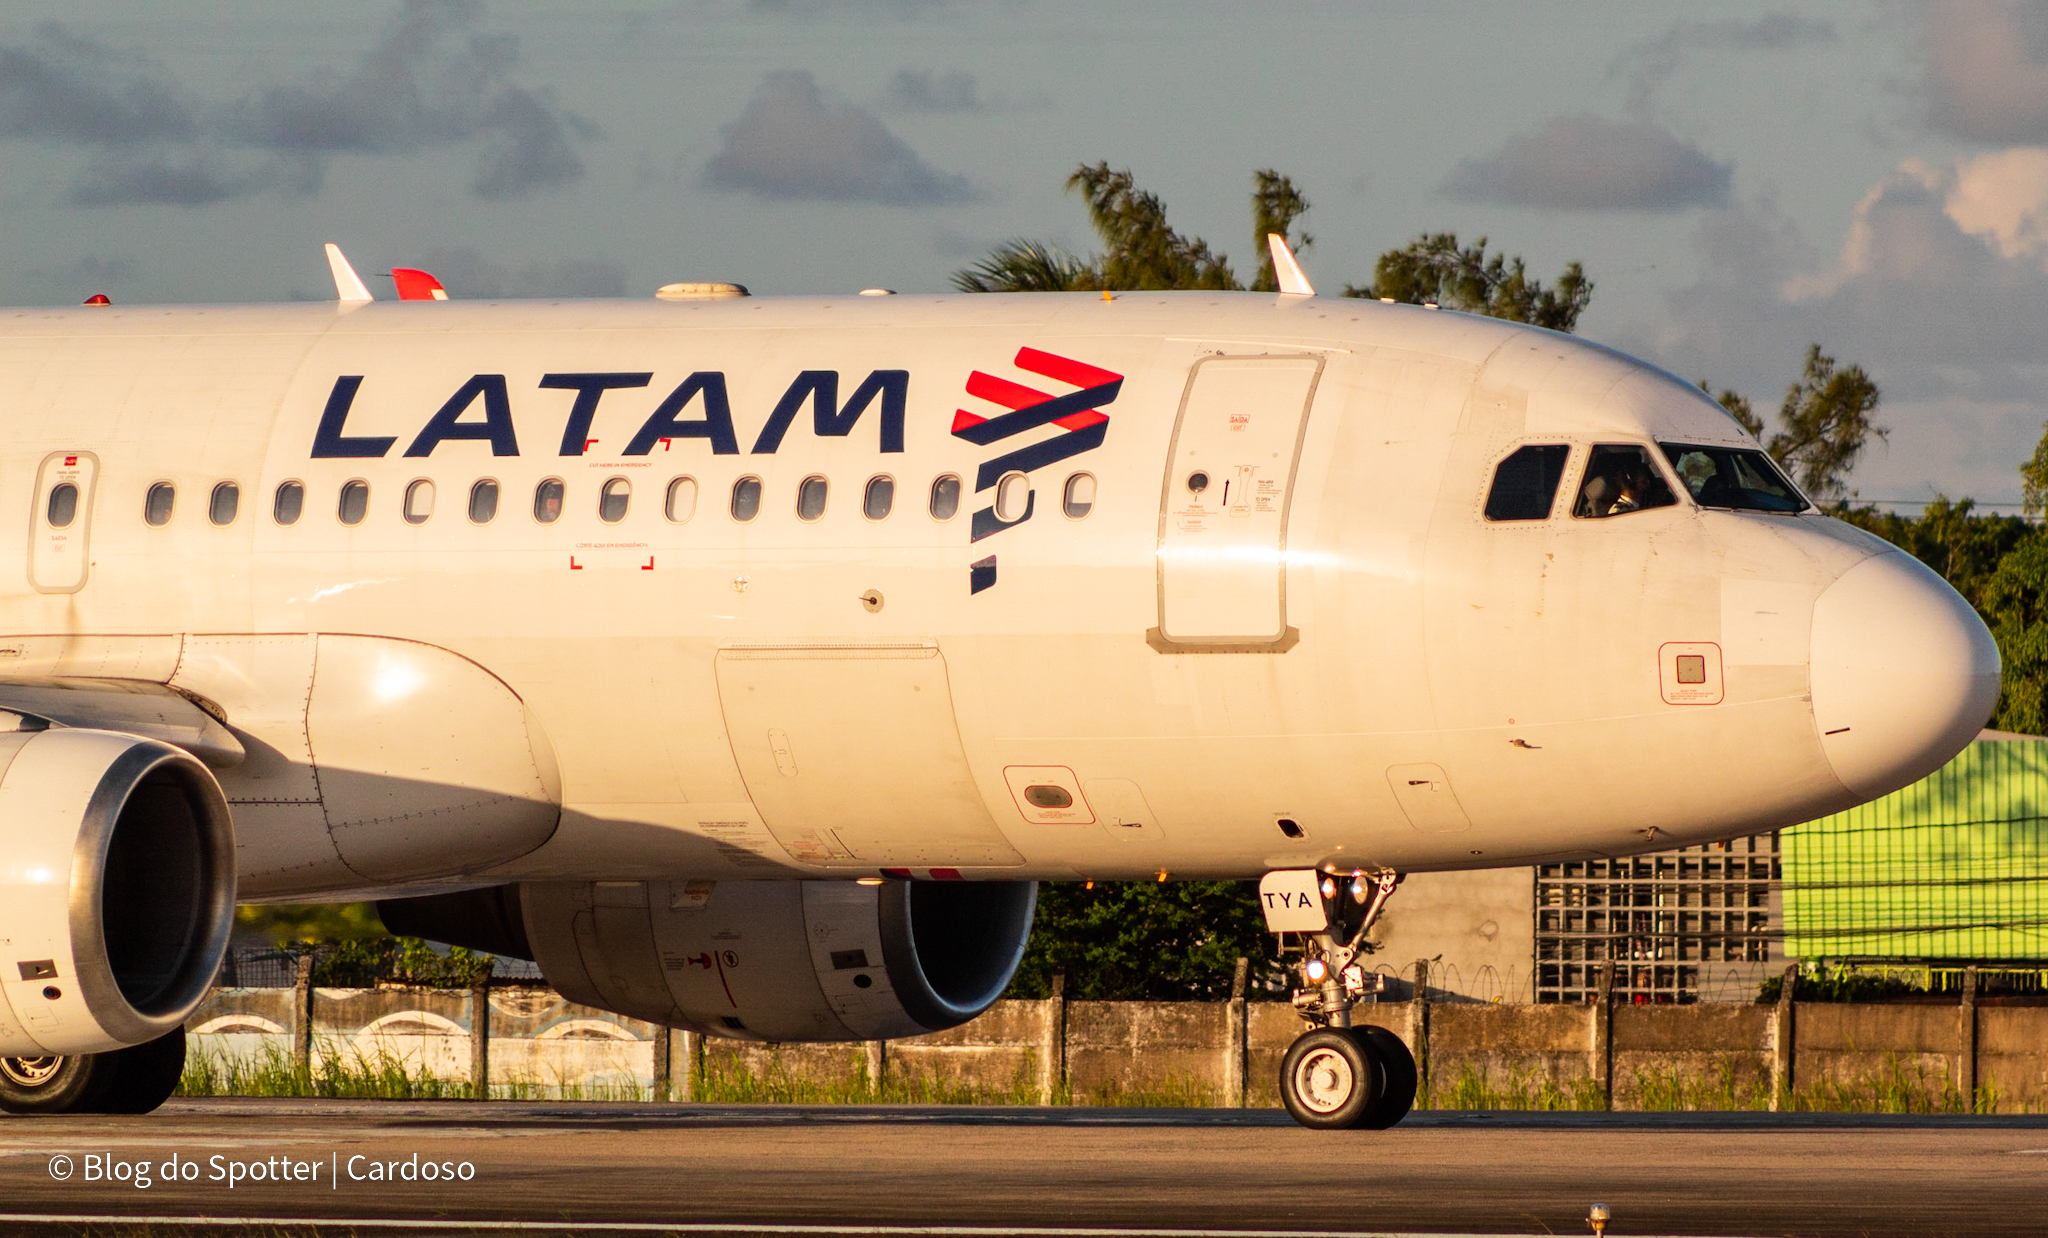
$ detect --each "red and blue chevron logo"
[954,347,1123,593]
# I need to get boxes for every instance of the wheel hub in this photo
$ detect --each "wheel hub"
[0,1056,64,1088]
[1292,1045,1355,1113]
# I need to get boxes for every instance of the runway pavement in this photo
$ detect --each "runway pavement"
[2,1099,2045,1237]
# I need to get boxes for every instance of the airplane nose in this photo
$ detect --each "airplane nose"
[1809,550,2001,801]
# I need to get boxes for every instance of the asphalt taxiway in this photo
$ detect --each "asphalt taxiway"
[2,1099,2045,1237]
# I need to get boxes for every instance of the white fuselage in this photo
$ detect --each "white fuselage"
[0,292,1999,899]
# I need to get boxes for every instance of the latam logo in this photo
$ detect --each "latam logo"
[955,348,1123,594]
[310,371,908,459]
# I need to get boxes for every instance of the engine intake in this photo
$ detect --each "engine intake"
[384,879,1035,1041]
[0,729,236,1056]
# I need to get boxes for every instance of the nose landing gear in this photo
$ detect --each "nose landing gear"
[1259,867,1417,1130]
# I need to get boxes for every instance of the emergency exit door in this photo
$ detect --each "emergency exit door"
[30,451,98,594]
[1155,356,1322,646]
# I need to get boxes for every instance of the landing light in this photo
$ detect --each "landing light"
[1304,958,1328,984]
[856,877,884,886]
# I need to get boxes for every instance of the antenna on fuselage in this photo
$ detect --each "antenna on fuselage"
[1266,233,1315,297]
[325,243,374,303]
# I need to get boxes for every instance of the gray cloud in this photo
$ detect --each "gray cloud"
[470,87,584,199]
[1620,14,1836,113]
[68,153,243,207]
[749,0,954,18]
[1922,0,2048,144]
[416,246,625,298]
[218,0,586,200]
[706,70,971,206]
[882,69,983,113]
[1442,115,1731,211]
[0,24,196,145]
[0,2,588,207]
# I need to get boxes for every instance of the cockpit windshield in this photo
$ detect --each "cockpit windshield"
[1658,444,1810,514]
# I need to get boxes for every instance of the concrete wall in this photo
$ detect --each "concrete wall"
[1369,869,1536,1003]
[184,983,2048,1112]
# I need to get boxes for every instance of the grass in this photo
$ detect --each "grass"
[1423,1064,1607,1111]
[180,1040,2026,1114]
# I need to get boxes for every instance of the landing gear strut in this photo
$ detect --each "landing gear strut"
[1259,868,1417,1130]
[0,1026,187,1116]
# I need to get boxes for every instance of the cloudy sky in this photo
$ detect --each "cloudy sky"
[3,0,2047,509]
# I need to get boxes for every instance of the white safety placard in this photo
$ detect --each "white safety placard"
[1257,869,1329,932]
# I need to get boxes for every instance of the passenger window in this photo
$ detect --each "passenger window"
[273,481,304,526]
[1063,472,1095,519]
[995,472,1030,522]
[1574,445,1678,519]
[797,475,828,522]
[403,479,435,525]
[469,479,499,523]
[599,477,630,523]
[929,474,961,521]
[533,478,564,524]
[338,480,369,526]
[1658,443,1810,514]
[1484,445,1569,521]
[144,482,175,527]
[731,477,762,522]
[47,483,77,529]
[209,482,240,526]
[864,475,895,521]
[665,476,697,523]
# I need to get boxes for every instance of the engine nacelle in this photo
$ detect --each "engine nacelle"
[0,729,235,1056]
[516,879,1035,1041]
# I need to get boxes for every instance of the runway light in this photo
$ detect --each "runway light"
[1588,1203,1610,1237]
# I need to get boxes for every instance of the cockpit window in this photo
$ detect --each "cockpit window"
[1659,443,1810,514]
[1484,445,1569,521]
[1573,444,1679,519]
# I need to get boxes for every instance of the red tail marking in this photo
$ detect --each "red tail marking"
[966,370,1054,410]
[951,409,987,433]
[391,268,447,301]
[1015,347,1120,389]
[1053,409,1109,432]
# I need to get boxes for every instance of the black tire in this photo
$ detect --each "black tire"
[94,1027,187,1115]
[1279,1027,1382,1130]
[0,1053,116,1116]
[1355,1024,1417,1128]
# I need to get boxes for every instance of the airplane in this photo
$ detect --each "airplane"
[0,238,1999,1129]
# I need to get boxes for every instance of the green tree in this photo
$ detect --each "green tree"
[2020,421,2048,517]
[1764,344,1884,503]
[1341,233,1592,332]
[1249,168,1312,293]
[1978,533,2048,734]
[953,166,1592,335]
[235,902,389,945]
[1005,880,1281,1000]
[1066,161,1238,290]
[952,239,1095,293]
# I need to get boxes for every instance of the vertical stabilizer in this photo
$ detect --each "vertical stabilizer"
[325,243,374,302]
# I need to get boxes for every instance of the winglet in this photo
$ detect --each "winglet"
[325,243,373,302]
[1266,233,1315,297]
[392,268,450,301]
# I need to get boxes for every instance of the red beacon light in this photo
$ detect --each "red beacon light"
[82,294,111,306]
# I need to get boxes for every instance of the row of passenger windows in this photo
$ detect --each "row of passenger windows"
[108,471,1101,529]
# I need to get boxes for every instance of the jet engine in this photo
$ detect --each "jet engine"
[0,729,235,1057]
[381,879,1036,1041]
